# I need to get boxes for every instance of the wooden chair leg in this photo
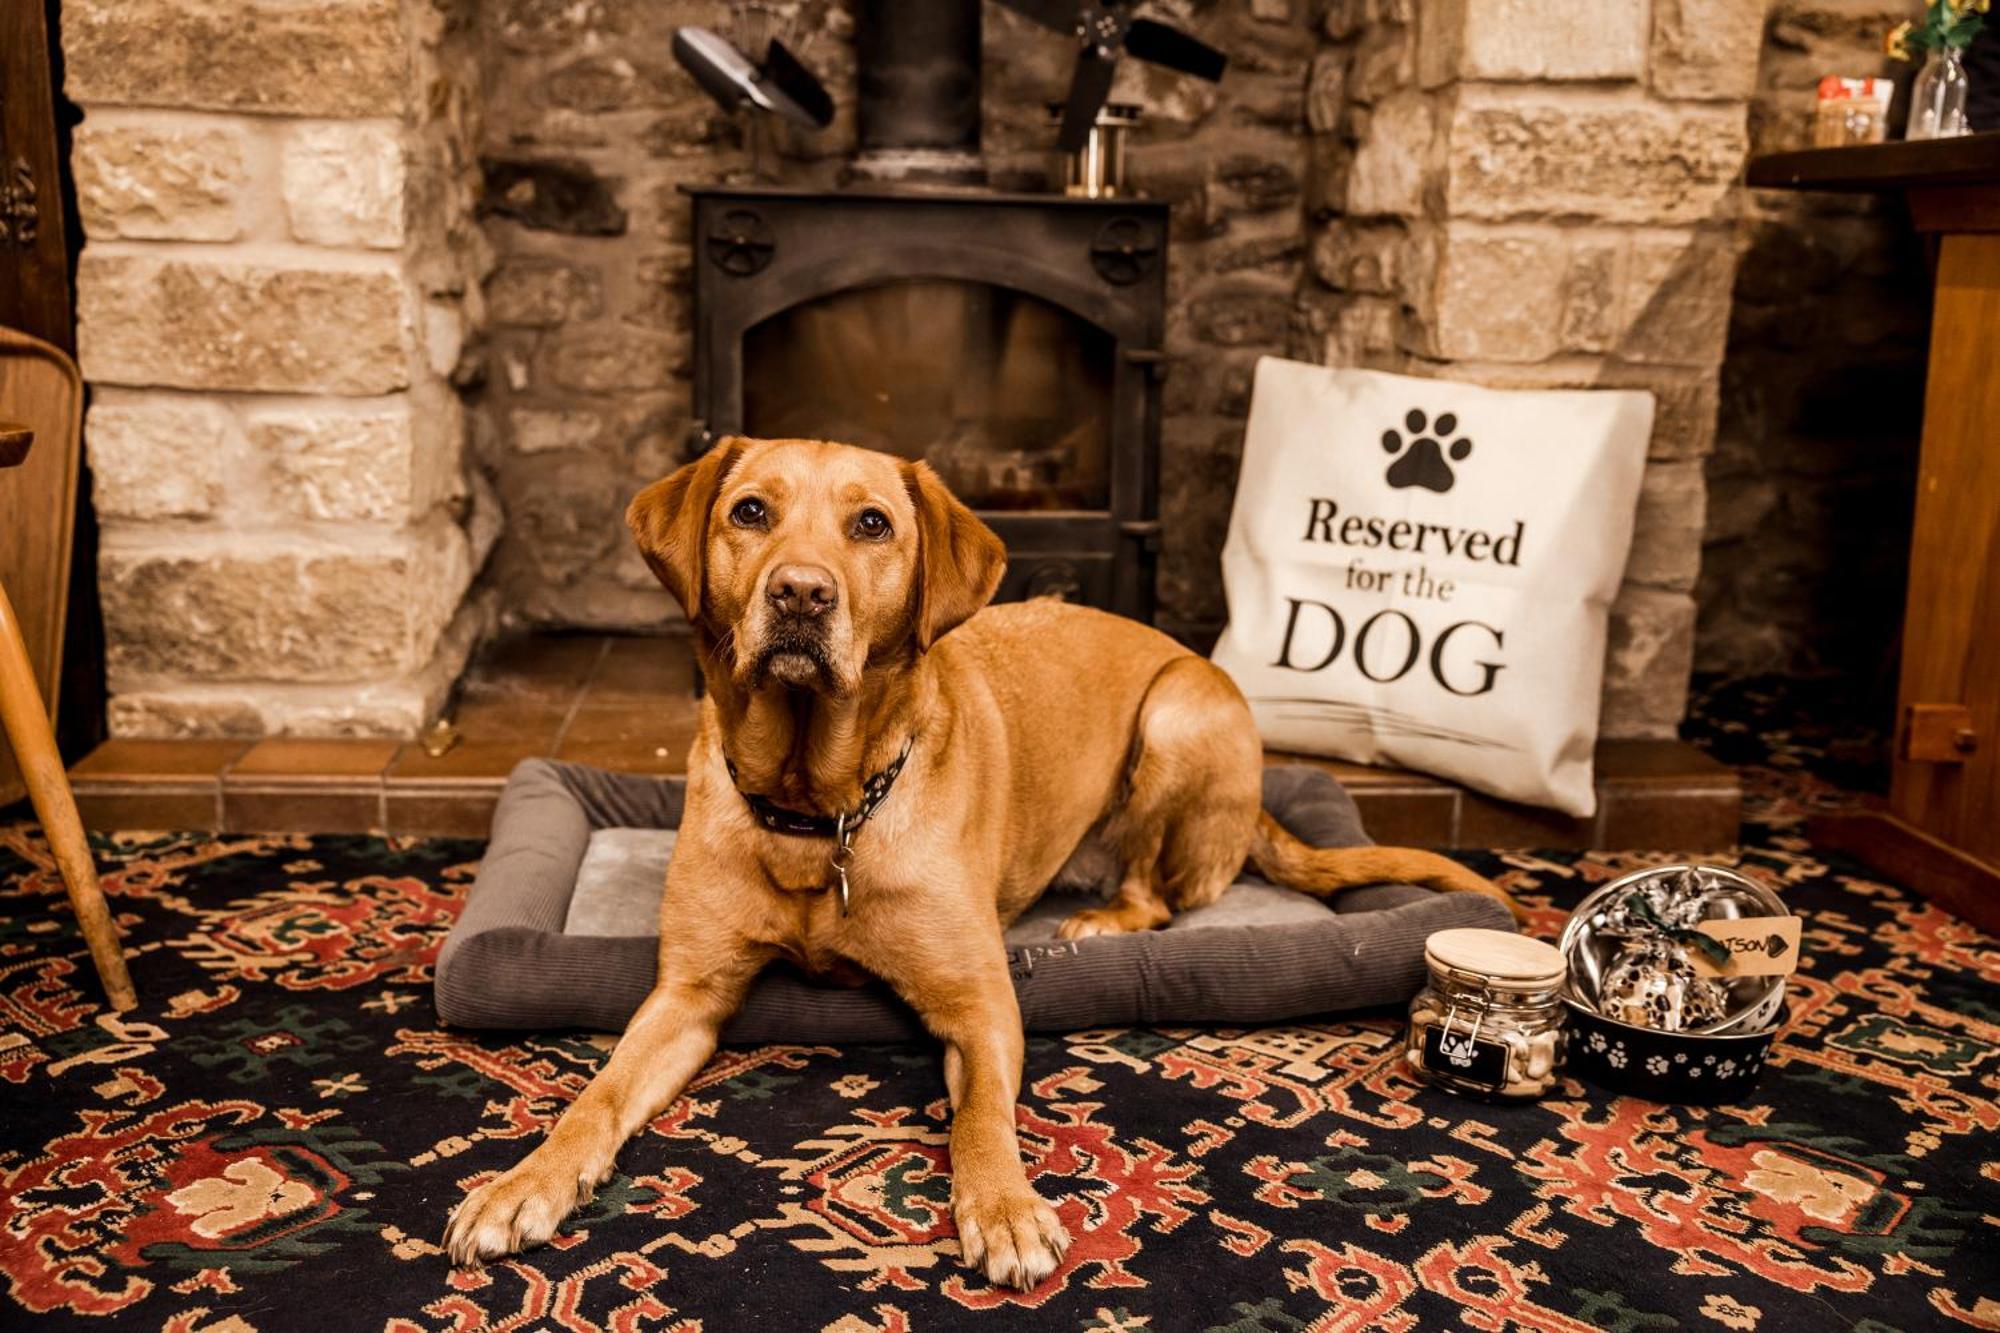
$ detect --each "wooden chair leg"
[0,579,135,1011]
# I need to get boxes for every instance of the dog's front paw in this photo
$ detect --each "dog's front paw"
[953,1187,1069,1290]
[444,1159,585,1267]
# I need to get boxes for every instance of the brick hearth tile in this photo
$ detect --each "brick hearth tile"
[385,740,546,787]
[553,733,694,776]
[384,785,502,839]
[74,787,227,832]
[224,786,384,835]
[380,742,537,838]
[1347,788,1460,846]
[1595,738,1735,784]
[69,739,250,831]
[229,738,400,780]
[1598,788,1742,852]
[1595,740,1741,850]
[558,704,700,752]
[70,738,251,782]
[450,697,570,746]
[581,635,699,705]
[221,739,400,834]
[1458,792,1598,849]
[461,634,608,704]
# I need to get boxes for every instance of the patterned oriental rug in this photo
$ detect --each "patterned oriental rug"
[2,681,1996,1331]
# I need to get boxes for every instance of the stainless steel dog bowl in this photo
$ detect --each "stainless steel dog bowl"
[1560,864,1789,1032]
[1558,864,1791,1103]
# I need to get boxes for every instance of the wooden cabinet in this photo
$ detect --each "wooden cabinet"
[1749,135,2000,930]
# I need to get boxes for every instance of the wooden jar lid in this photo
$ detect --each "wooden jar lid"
[1425,927,1566,987]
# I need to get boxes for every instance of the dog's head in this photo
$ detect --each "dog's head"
[628,437,1006,696]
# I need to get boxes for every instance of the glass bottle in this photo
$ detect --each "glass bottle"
[1907,45,1971,140]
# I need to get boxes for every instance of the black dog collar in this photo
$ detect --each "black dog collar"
[727,737,914,839]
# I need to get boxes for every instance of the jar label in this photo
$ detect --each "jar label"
[1424,1023,1509,1088]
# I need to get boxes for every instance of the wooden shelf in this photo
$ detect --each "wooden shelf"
[1746,132,2000,192]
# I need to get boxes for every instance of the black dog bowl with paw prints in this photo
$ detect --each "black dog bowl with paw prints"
[1561,998,1779,1105]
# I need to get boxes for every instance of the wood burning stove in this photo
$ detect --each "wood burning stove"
[689,186,1166,617]
[684,0,1168,621]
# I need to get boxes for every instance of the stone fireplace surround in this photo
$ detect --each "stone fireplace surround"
[60,0,1758,746]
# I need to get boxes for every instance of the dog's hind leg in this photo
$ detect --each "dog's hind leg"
[1055,817,1171,939]
[1150,659,1263,914]
[1056,656,1262,939]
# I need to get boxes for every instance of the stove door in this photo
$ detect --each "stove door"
[741,278,1115,514]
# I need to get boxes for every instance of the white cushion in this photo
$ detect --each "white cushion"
[1211,358,1652,816]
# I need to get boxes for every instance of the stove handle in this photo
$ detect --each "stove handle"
[1119,519,1162,553]
[1122,348,1177,381]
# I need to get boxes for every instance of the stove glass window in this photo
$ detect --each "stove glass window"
[741,279,1113,511]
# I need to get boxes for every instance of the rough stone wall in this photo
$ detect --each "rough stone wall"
[1308,0,1762,737]
[468,0,1318,634]
[467,1,842,629]
[65,0,1761,740]
[1697,1,1929,687]
[64,0,496,737]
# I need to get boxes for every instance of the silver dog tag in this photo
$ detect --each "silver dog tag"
[830,814,856,913]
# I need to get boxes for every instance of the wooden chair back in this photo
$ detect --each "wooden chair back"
[0,326,83,806]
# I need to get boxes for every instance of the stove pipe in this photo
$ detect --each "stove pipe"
[852,0,985,186]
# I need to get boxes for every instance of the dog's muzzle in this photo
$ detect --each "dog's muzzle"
[752,614,836,689]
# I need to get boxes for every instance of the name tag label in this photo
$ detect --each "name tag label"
[1690,916,1802,978]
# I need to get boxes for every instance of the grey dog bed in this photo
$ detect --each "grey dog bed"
[433,761,1514,1040]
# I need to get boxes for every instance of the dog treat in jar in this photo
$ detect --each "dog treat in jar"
[1405,928,1567,1101]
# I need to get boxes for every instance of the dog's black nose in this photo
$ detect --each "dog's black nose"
[766,563,838,616]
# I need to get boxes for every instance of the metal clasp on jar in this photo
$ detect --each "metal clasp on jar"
[1435,981,1493,1072]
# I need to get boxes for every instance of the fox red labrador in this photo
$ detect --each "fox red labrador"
[445,436,1517,1287]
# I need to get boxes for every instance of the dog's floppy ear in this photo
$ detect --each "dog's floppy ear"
[627,437,745,622]
[903,461,1006,649]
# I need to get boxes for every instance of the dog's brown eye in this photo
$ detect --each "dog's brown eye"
[729,497,768,529]
[852,508,892,541]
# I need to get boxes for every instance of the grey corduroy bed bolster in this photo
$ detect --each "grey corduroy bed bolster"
[434,759,1515,1038]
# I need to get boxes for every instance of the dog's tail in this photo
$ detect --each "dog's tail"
[1248,811,1525,923]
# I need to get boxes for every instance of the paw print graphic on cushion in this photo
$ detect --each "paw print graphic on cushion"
[1646,1054,1670,1076]
[1381,408,1473,493]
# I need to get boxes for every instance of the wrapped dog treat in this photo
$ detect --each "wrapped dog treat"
[1599,936,1732,1031]
[1588,869,1740,1033]
[1405,928,1567,1101]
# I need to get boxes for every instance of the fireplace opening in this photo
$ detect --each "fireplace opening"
[742,278,1114,512]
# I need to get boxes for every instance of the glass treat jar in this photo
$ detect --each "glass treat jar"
[1406,928,1567,1100]
[1908,46,1971,139]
